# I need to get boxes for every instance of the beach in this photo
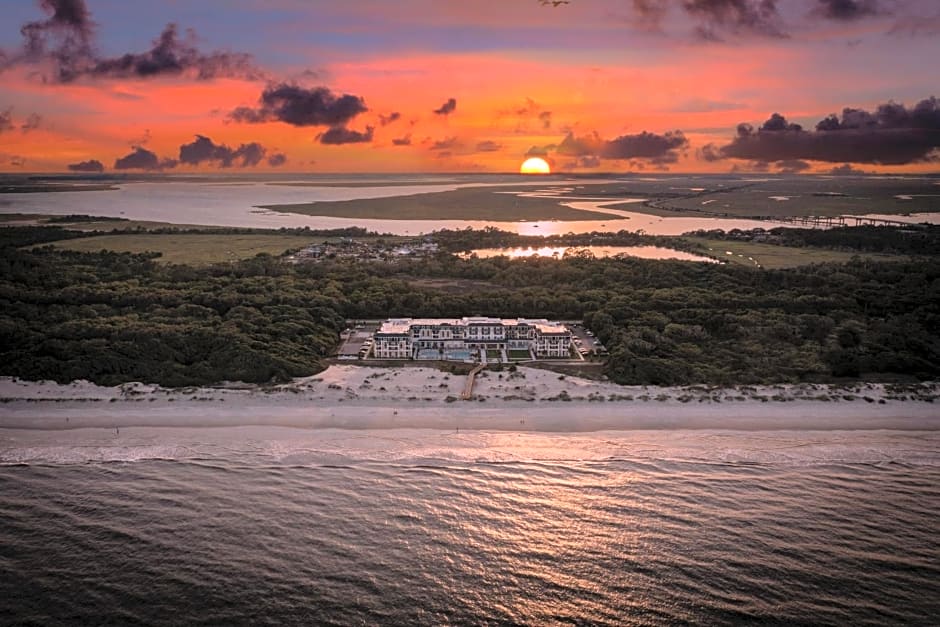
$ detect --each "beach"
[1,365,936,432]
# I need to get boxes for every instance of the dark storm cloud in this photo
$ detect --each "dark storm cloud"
[379,112,401,126]
[433,98,457,116]
[0,108,13,133]
[2,1,261,83]
[230,84,368,127]
[317,125,374,145]
[475,140,502,152]
[705,97,940,165]
[557,130,688,164]
[178,135,269,167]
[114,147,177,171]
[67,159,104,172]
[814,0,880,21]
[392,135,412,146]
[267,153,287,167]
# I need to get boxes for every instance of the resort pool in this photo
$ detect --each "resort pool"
[416,348,472,361]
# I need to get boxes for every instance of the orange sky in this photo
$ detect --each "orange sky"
[1,0,938,174]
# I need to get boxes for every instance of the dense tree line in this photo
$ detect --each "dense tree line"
[431,226,701,254]
[0,226,937,386]
[688,225,940,256]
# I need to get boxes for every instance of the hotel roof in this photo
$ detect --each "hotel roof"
[376,317,569,335]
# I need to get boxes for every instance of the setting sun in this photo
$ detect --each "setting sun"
[520,157,551,174]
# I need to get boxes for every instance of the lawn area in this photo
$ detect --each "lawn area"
[258,185,614,221]
[41,232,317,265]
[507,349,532,360]
[685,237,905,269]
[486,349,502,359]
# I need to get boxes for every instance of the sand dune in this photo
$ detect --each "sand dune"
[0,366,936,432]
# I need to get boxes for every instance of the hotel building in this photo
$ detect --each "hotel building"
[372,317,573,360]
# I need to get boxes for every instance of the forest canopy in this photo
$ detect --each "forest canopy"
[0,225,937,386]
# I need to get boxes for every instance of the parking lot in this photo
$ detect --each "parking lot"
[567,322,607,357]
[337,321,380,359]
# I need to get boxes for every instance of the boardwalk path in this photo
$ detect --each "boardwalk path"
[461,363,486,400]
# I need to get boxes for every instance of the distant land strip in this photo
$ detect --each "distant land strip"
[259,187,616,221]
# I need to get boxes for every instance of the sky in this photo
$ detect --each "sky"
[0,0,938,174]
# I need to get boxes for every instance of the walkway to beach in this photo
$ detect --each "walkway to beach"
[461,363,486,400]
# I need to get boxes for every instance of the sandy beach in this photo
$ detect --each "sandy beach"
[1,366,936,432]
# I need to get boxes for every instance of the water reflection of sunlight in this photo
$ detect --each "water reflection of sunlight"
[461,246,716,263]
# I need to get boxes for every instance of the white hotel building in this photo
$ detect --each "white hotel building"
[372,317,573,360]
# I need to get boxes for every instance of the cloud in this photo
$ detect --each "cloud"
[813,0,880,21]
[379,112,401,126]
[430,136,459,151]
[500,98,553,132]
[704,97,940,165]
[0,108,12,133]
[557,131,602,156]
[730,160,771,173]
[114,147,177,170]
[475,140,502,152]
[178,134,269,167]
[0,153,27,167]
[626,0,874,38]
[775,159,811,173]
[18,0,94,66]
[392,135,412,146]
[20,113,42,132]
[67,159,104,172]
[632,0,670,28]
[525,144,555,157]
[828,163,870,175]
[682,0,786,39]
[2,2,261,83]
[603,130,689,162]
[317,125,374,145]
[230,84,367,127]
[563,155,602,169]
[433,97,457,116]
[888,14,940,36]
[82,24,260,82]
[538,111,553,130]
[557,130,689,164]
[267,153,287,167]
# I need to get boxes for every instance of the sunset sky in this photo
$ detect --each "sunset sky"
[1,0,938,174]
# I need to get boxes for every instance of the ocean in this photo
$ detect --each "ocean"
[2,427,938,625]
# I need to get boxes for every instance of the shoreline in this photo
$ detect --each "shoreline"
[1,366,937,432]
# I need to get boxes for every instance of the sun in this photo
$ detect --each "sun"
[520,157,551,174]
